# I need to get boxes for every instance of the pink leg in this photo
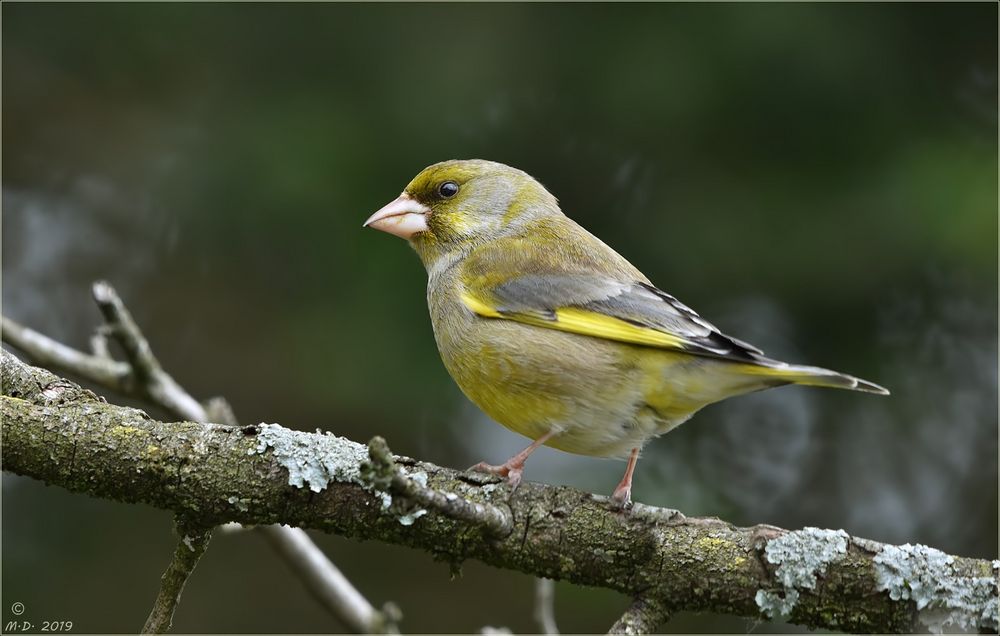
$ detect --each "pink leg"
[611,447,640,506]
[469,430,556,490]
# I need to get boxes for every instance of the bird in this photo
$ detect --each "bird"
[363,159,888,505]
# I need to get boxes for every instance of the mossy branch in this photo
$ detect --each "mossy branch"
[3,288,397,635]
[2,350,995,634]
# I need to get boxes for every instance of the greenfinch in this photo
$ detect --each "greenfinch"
[364,159,888,505]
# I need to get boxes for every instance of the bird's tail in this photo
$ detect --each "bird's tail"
[736,361,890,395]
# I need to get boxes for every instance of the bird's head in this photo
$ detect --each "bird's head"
[364,159,560,267]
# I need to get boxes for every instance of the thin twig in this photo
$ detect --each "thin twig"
[2,284,398,633]
[1,315,131,390]
[91,280,205,420]
[534,578,559,635]
[259,526,400,634]
[142,522,213,634]
[365,436,514,537]
[607,596,672,635]
[90,327,112,359]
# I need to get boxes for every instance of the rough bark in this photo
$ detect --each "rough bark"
[4,299,397,634]
[2,350,996,634]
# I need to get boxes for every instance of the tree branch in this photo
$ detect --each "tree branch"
[90,280,211,421]
[607,596,671,635]
[2,287,396,634]
[3,350,995,634]
[534,578,559,635]
[142,521,213,634]
[365,435,513,537]
[1,315,131,390]
[258,525,400,634]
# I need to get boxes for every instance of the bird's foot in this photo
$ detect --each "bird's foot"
[608,446,639,512]
[468,460,525,491]
[609,483,633,512]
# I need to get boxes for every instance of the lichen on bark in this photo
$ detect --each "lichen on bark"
[2,350,996,634]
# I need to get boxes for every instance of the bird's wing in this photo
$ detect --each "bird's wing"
[460,269,766,362]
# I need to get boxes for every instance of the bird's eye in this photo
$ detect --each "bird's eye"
[438,181,459,198]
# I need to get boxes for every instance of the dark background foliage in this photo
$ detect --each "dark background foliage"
[3,3,996,633]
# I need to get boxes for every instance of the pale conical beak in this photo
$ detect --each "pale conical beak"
[363,193,431,239]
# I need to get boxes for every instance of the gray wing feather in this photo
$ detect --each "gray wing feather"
[492,274,629,318]
[491,274,765,360]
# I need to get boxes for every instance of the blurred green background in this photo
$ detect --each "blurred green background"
[3,3,996,633]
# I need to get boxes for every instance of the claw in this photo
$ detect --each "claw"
[611,482,632,506]
[507,466,523,490]
[609,447,640,511]
[468,461,511,477]
[467,431,555,493]
[469,460,525,491]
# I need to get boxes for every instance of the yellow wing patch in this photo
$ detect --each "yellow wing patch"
[460,292,686,350]
[460,292,503,318]
[551,308,686,348]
